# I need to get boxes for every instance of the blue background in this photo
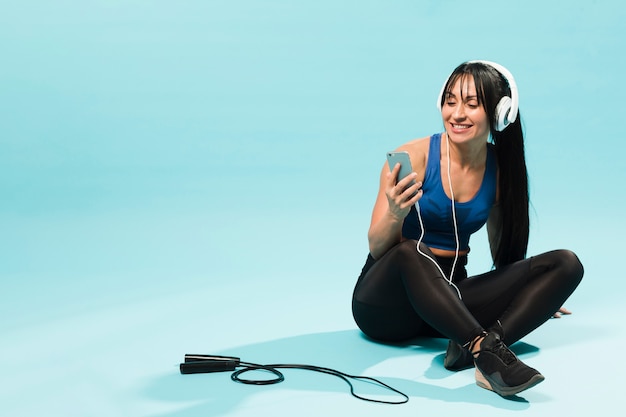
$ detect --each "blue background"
[1,1,624,416]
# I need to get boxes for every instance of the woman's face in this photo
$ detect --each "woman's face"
[441,75,490,143]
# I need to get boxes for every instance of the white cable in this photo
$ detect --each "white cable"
[444,133,462,296]
[414,202,463,300]
[414,132,462,300]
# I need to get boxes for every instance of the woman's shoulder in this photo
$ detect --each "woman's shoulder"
[387,135,435,177]
[396,135,432,152]
[395,134,438,170]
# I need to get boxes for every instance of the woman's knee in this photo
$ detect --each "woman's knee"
[390,239,435,264]
[557,249,583,279]
[543,249,584,288]
[393,239,420,257]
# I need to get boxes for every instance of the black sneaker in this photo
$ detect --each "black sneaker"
[473,332,545,397]
[444,340,474,371]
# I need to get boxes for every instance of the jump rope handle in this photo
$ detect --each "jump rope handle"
[180,354,241,374]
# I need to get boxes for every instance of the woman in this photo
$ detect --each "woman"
[351,61,584,397]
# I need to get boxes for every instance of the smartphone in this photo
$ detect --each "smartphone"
[386,151,415,183]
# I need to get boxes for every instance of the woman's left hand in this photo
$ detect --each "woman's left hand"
[553,307,572,318]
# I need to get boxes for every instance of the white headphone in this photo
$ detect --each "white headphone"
[436,60,519,132]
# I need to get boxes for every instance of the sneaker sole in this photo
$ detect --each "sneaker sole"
[475,369,545,397]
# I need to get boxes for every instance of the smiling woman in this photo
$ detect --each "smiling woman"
[351,61,584,398]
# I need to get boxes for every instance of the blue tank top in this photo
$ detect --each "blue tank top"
[401,133,497,251]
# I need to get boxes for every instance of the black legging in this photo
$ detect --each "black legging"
[352,240,584,347]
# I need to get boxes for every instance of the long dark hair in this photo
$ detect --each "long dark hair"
[440,62,529,268]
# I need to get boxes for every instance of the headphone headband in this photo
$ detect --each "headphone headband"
[437,60,519,131]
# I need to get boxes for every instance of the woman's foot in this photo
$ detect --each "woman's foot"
[471,332,544,397]
[443,340,474,371]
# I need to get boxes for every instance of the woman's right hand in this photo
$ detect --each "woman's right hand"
[385,163,423,221]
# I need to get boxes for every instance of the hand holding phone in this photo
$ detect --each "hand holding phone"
[386,151,419,194]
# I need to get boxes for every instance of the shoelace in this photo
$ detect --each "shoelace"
[468,331,517,366]
[489,341,517,365]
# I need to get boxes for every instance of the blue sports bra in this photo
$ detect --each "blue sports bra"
[401,133,497,252]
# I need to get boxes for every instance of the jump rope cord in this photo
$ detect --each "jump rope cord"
[414,132,462,300]
[180,356,409,405]
[233,361,409,405]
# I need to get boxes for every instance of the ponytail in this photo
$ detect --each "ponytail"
[491,117,529,268]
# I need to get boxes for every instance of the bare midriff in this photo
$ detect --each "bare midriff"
[430,247,469,258]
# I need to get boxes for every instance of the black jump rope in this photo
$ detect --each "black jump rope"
[180,354,409,404]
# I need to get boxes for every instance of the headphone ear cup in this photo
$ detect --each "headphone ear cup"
[494,96,512,131]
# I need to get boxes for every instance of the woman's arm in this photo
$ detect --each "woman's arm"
[367,141,427,259]
[367,164,420,258]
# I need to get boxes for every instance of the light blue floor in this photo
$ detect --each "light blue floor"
[1,1,625,416]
